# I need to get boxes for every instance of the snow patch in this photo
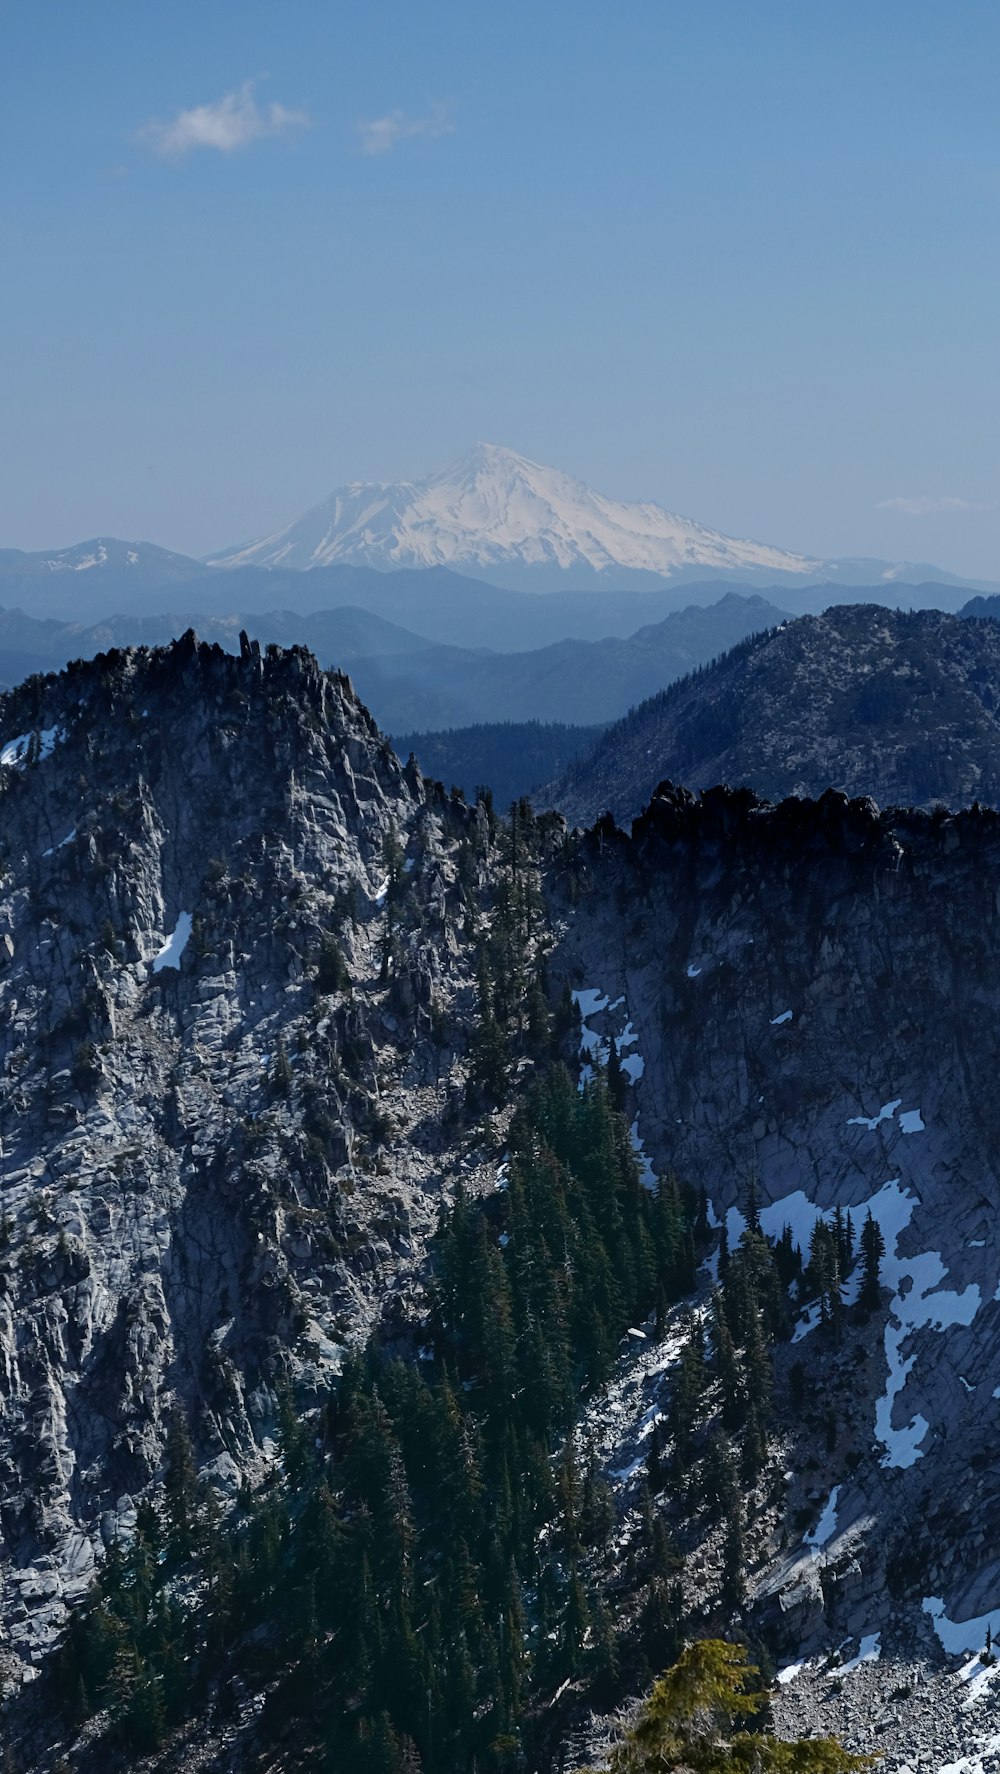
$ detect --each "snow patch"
[839,1632,881,1674]
[1,726,61,769]
[804,1485,841,1553]
[151,912,193,973]
[847,1098,902,1130]
[573,988,610,1019]
[729,1177,980,1459]
[574,989,646,1091]
[725,1205,747,1248]
[630,1118,657,1190]
[847,1097,924,1135]
[72,545,107,571]
[791,1302,823,1344]
[770,1009,793,1025]
[937,1734,1000,1774]
[776,1661,805,1686]
[686,963,702,978]
[924,1595,1000,1656]
[957,1651,1000,1706]
[870,1182,981,1469]
[758,1188,821,1254]
[574,987,610,1085]
[42,829,76,858]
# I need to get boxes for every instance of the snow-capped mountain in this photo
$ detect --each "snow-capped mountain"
[208,442,822,583]
[0,536,204,592]
[0,536,201,577]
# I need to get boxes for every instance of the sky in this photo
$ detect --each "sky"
[3,0,1000,576]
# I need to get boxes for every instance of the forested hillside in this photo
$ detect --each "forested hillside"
[548,606,1000,825]
[392,720,604,807]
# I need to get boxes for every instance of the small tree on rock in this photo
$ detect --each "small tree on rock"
[592,1638,873,1774]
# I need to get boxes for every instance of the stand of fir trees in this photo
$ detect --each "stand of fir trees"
[52,1061,707,1773]
[48,1115,889,1766]
[48,1122,891,1769]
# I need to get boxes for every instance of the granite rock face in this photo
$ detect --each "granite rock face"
[549,783,1000,1692]
[0,633,490,1673]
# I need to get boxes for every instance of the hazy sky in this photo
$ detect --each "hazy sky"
[4,1,1000,575]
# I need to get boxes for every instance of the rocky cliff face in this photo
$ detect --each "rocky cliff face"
[0,633,497,1677]
[550,604,1000,826]
[548,784,1000,1760]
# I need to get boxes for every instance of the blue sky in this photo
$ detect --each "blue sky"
[3,0,1000,574]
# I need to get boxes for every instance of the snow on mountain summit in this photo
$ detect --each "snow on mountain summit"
[208,443,820,580]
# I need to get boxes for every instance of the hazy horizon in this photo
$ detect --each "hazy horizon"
[4,1,1000,579]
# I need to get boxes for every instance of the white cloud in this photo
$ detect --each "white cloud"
[877,495,989,516]
[138,80,311,160]
[358,103,454,157]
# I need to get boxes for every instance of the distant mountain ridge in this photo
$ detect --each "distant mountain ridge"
[548,604,1000,825]
[0,604,440,691]
[0,592,790,734]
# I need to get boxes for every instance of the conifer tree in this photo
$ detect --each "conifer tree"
[646,1419,664,1495]
[721,1495,747,1607]
[561,1561,590,1677]
[606,1037,628,1112]
[595,1639,872,1774]
[711,1293,743,1430]
[580,1440,615,1548]
[317,932,351,995]
[744,1174,761,1235]
[589,1593,620,1702]
[859,1210,886,1311]
[670,1318,707,1464]
[163,1409,199,1559]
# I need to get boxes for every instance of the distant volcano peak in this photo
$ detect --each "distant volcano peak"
[207,444,821,582]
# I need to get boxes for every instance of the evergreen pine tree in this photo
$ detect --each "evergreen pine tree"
[317,932,351,995]
[722,1495,747,1606]
[606,1037,628,1112]
[859,1210,886,1312]
[589,1592,620,1702]
[163,1409,199,1559]
[744,1174,761,1236]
